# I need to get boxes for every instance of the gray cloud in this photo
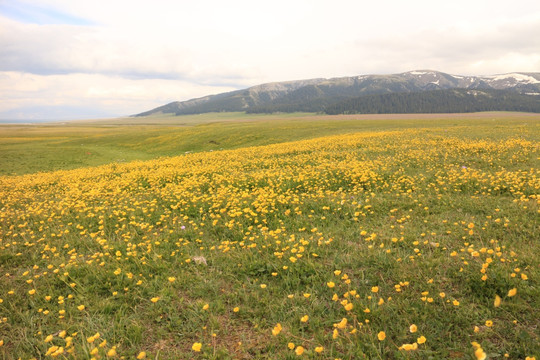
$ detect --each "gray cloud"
[352,18,540,75]
[0,18,258,88]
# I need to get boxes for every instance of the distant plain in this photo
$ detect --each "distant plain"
[1,111,539,176]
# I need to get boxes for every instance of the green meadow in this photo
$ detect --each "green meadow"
[0,112,538,359]
[2,112,538,176]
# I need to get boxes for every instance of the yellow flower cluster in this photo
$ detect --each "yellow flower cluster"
[0,125,537,358]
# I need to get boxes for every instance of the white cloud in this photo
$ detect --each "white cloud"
[1,0,540,119]
[0,72,236,119]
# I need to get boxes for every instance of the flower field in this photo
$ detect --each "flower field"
[0,123,539,359]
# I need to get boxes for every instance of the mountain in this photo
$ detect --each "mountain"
[135,79,324,116]
[325,89,540,114]
[135,70,540,116]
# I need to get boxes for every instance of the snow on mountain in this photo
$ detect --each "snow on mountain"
[483,73,540,84]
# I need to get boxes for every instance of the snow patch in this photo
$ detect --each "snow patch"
[525,92,540,95]
[409,71,427,75]
[484,73,540,84]
[430,80,440,85]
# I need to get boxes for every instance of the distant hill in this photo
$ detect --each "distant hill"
[135,70,540,116]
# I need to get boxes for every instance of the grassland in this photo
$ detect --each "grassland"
[2,111,538,176]
[0,112,539,359]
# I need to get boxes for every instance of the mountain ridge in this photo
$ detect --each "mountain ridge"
[135,70,540,116]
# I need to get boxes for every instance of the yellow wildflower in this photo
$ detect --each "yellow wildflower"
[400,342,418,351]
[46,346,59,356]
[272,323,282,336]
[336,318,347,329]
[474,347,487,360]
[106,347,117,357]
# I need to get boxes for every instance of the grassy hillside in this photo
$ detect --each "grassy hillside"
[0,115,538,359]
[1,112,539,175]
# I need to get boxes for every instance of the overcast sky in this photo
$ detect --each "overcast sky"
[1,0,540,120]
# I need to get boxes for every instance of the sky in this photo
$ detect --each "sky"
[1,0,540,120]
